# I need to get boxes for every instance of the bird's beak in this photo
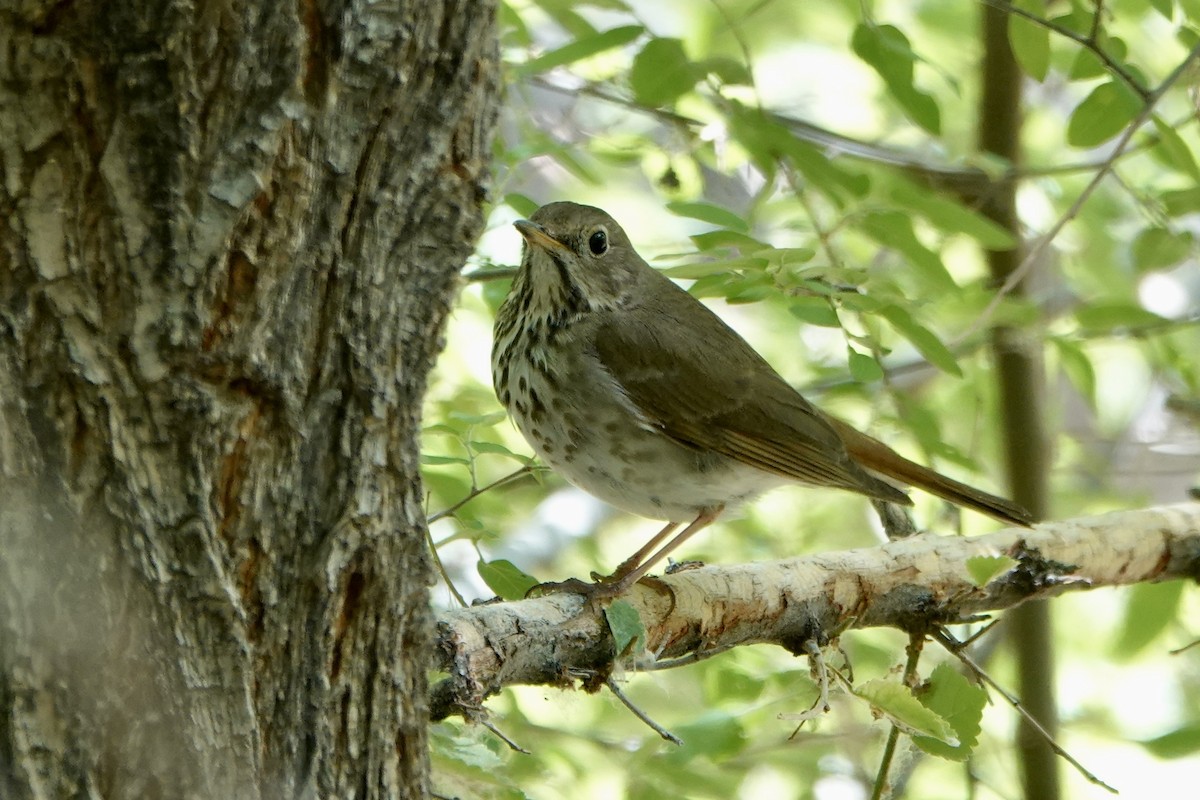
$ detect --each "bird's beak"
[514,219,571,257]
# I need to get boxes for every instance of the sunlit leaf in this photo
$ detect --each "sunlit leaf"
[697,55,753,86]
[1131,227,1193,271]
[1113,580,1185,658]
[855,678,959,745]
[851,23,941,133]
[469,440,535,464]
[670,712,746,760]
[422,454,471,465]
[1008,0,1050,81]
[1068,37,1127,80]
[630,37,703,106]
[1075,302,1167,333]
[913,664,986,760]
[888,180,1016,249]
[859,210,957,291]
[1067,80,1143,148]
[848,350,884,383]
[1140,724,1200,759]
[605,599,646,657]
[689,229,765,252]
[966,554,1019,587]
[879,304,962,376]
[1052,337,1097,409]
[666,200,748,231]
[505,193,541,218]
[1151,115,1200,180]
[1161,187,1200,216]
[477,559,538,601]
[515,25,644,76]
[451,410,509,425]
[789,297,841,327]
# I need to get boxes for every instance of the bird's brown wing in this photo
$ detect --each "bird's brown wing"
[590,278,911,504]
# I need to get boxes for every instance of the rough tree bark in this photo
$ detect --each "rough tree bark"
[0,2,498,798]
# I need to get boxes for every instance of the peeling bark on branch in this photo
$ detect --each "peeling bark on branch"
[432,504,1200,720]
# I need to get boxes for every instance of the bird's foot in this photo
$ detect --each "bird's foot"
[524,572,672,601]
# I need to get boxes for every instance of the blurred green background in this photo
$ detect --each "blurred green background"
[425,1,1200,797]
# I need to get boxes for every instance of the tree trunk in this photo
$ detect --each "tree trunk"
[0,2,498,798]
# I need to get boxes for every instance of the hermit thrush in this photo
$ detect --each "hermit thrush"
[492,201,1032,595]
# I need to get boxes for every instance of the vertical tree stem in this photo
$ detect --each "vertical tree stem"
[977,5,1060,800]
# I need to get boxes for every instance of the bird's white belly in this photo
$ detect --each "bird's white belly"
[509,361,785,521]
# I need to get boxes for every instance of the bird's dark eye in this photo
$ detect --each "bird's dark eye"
[588,229,608,256]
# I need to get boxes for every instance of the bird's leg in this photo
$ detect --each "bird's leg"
[528,510,720,600]
[524,522,683,600]
[598,521,682,582]
[599,506,723,596]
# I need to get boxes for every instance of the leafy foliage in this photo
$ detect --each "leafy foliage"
[426,0,1200,796]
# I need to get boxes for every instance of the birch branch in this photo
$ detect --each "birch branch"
[431,504,1200,720]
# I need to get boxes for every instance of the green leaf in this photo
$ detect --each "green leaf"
[888,180,1016,249]
[859,210,957,291]
[1148,0,1174,20]
[1140,724,1200,759]
[723,275,775,303]
[1075,302,1167,333]
[725,107,869,203]
[1008,0,1050,81]
[879,305,962,376]
[630,37,703,106]
[854,678,959,745]
[671,712,746,760]
[449,410,509,425]
[515,25,644,76]
[422,454,471,465]
[1132,227,1194,271]
[689,229,765,252]
[504,193,540,218]
[1067,80,1144,148]
[697,55,753,86]
[1113,580,1185,658]
[912,664,987,761]
[850,23,941,133]
[605,600,646,657]
[477,559,538,601]
[788,297,841,327]
[758,247,816,267]
[848,350,884,383]
[966,554,1019,587]
[468,442,535,466]
[662,260,752,279]
[1152,115,1200,180]
[1068,37,1126,81]
[1052,338,1097,409]
[1161,187,1200,216]
[666,200,748,231]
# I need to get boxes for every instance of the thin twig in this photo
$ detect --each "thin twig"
[783,640,833,733]
[463,266,517,282]
[480,718,531,754]
[606,677,684,745]
[958,42,1200,344]
[933,627,1117,793]
[425,525,468,608]
[981,0,1149,100]
[428,465,537,525]
[869,631,927,800]
[638,645,734,671]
